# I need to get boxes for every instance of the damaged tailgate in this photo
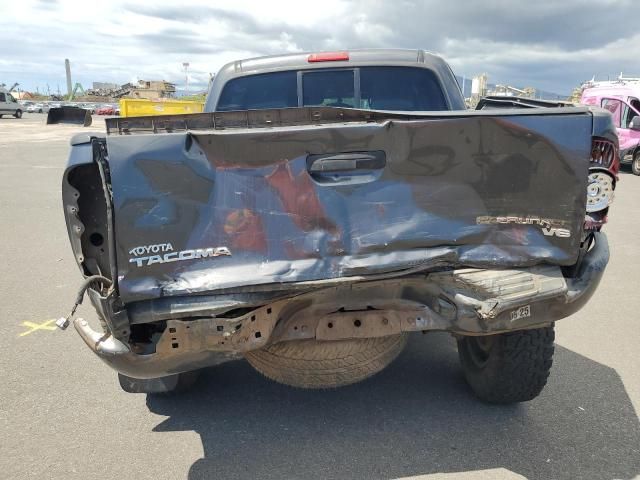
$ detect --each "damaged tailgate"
[99,108,593,303]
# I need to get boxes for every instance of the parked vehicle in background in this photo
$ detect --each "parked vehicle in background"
[60,49,618,404]
[0,88,23,118]
[27,103,51,113]
[96,104,119,115]
[581,78,640,175]
[79,103,97,114]
[95,105,111,115]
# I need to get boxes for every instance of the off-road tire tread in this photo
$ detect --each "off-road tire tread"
[245,335,407,389]
[458,326,554,404]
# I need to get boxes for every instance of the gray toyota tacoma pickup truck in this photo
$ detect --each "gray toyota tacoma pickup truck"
[60,49,618,403]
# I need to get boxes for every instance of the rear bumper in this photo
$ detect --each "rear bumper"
[75,232,609,379]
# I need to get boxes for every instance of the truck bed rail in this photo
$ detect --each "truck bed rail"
[105,105,590,136]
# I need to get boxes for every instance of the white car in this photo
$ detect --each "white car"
[27,103,51,113]
[0,88,23,118]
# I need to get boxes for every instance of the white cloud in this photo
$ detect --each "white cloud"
[0,0,638,95]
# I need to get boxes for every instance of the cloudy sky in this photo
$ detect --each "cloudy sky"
[1,0,638,96]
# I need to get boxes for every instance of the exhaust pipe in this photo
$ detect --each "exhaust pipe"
[47,106,92,127]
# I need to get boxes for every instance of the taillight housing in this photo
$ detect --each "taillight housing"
[590,138,619,176]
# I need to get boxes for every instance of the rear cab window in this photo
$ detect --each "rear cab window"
[359,67,446,111]
[302,70,355,108]
[216,71,298,111]
[216,66,448,112]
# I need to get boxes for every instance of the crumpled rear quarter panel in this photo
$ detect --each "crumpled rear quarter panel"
[105,114,592,303]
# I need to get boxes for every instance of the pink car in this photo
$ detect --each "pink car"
[581,81,640,175]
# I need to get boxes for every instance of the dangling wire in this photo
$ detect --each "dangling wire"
[56,275,113,330]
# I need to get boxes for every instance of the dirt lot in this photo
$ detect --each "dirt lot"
[1,113,639,480]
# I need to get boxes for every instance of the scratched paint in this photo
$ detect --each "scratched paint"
[96,113,592,304]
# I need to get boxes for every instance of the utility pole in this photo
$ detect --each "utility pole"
[182,62,190,95]
[65,59,73,98]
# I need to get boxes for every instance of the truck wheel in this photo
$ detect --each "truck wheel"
[457,326,554,404]
[245,335,407,389]
[632,151,640,176]
[14,110,22,118]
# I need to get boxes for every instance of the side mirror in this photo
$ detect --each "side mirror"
[631,116,640,131]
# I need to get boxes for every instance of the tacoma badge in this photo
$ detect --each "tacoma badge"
[128,243,231,267]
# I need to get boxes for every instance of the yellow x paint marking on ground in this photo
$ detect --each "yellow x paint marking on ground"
[19,319,57,337]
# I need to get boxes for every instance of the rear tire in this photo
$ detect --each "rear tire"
[632,151,640,176]
[245,335,407,389]
[457,326,554,404]
[14,110,22,118]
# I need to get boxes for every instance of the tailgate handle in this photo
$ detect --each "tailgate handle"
[307,151,386,173]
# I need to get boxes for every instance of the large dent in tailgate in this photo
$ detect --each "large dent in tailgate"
[105,113,592,303]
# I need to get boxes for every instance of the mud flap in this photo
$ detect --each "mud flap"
[118,372,199,393]
[47,107,92,127]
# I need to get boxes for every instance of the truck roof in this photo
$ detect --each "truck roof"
[223,49,443,73]
[582,84,640,98]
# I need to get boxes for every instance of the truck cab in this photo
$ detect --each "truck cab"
[0,88,23,119]
[581,82,640,174]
